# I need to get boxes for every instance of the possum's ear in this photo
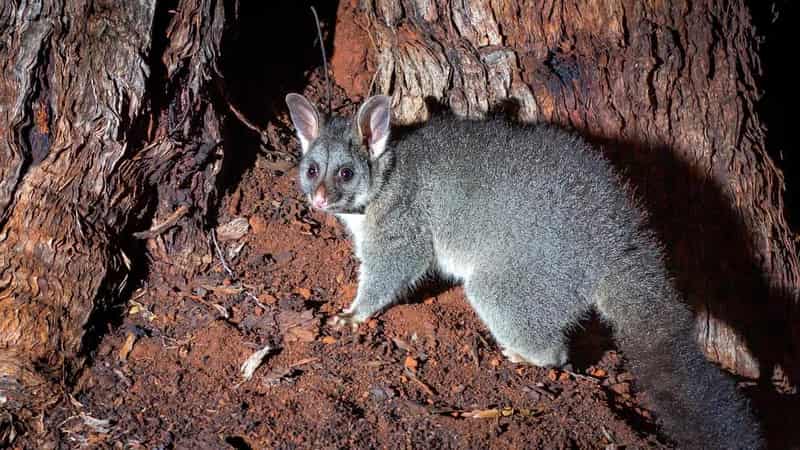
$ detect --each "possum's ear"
[285,93,320,153]
[356,95,392,159]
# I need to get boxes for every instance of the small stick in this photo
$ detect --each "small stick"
[528,384,557,401]
[244,290,268,310]
[210,229,236,279]
[561,368,601,384]
[310,6,331,115]
[133,205,189,239]
[289,357,319,368]
[404,367,436,397]
[226,101,268,143]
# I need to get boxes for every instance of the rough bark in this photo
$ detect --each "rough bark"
[332,0,799,382]
[0,0,231,443]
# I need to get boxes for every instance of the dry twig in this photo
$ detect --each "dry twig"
[133,205,189,239]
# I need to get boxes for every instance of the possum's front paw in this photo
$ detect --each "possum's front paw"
[501,344,568,368]
[328,310,364,332]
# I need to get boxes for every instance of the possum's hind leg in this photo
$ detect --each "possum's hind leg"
[464,268,587,368]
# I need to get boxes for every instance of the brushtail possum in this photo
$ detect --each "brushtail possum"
[285,93,762,449]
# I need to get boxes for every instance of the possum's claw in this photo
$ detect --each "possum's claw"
[328,311,361,332]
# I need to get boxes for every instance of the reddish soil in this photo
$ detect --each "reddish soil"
[22,75,795,450]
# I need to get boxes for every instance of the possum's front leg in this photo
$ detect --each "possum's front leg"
[331,230,432,329]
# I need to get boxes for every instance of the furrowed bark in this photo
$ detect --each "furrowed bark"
[0,0,232,443]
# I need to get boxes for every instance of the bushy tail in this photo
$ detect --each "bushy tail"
[596,266,763,449]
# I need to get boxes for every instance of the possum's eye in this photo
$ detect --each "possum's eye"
[307,163,319,179]
[338,167,354,181]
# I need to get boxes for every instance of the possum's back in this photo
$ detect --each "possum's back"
[395,116,649,286]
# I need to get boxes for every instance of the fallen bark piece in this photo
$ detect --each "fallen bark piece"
[118,333,137,362]
[80,414,112,434]
[240,345,274,381]
[458,406,548,419]
[216,217,250,241]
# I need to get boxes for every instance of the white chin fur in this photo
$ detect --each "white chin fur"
[337,213,366,259]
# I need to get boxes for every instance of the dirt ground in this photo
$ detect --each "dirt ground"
[16,72,794,450]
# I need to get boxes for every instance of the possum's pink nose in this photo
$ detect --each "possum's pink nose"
[312,185,328,209]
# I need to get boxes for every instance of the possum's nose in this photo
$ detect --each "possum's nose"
[312,184,328,209]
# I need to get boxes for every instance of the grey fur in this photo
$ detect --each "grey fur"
[286,94,763,449]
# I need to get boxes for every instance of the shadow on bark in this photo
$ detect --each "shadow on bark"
[586,129,798,450]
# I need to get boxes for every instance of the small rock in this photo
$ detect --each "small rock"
[228,188,242,216]
[370,385,396,402]
[249,215,268,234]
[404,356,418,371]
[338,283,358,302]
[589,367,608,378]
[609,382,630,395]
[260,293,277,304]
[617,372,634,382]
[193,287,208,296]
[273,251,294,265]
[322,336,337,344]
[295,287,312,300]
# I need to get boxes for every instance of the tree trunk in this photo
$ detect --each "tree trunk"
[331,0,799,381]
[0,0,231,442]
